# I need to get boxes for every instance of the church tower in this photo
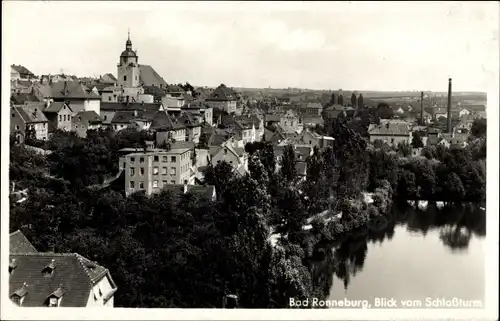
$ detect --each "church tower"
[117,30,140,88]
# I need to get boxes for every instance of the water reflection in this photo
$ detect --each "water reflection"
[309,203,486,305]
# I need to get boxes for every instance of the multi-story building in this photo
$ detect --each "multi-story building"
[42,102,73,132]
[11,105,49,141]
[279,109,303,137]
[368,120,411,147]
[205,84,240,115]
[72,111,103,138]
[119,148,195,197]
[11,65,36,81]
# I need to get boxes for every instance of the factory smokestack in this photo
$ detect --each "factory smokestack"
[420,91,424,125]
[447,78,452,133]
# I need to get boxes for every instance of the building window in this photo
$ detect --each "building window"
[59,115,62,121]
[171,180,175,184]
[104,115,107,121]
[139,182,144,189]
[140,157,144,163]
[140,168,145,175]
[153,180,158,188]
[153,167,159,175]
[162,156,168,162]
[108,96,111,101]
[163,180,167,186]
[48,297,58,307]
[170,167,176,175]
[130,167,135,176]
[12,113,15,118]
[162,167,167,175]
[123,162,126,168]
[124,76,127,81]
[130,181,135,189]
[154,156,159,162]
[15,125,19,130]
[171,156,176,162]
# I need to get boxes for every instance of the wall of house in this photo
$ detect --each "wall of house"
[156,129,186,146]
[85,100,101,115]
[138,94,154,104]
[118,63,140,88]
[188,126,201,143]
[211,148,240,168]
[203,108,213,126]
[296,130,320,147]
[10,108,25,137]
[56,106,73,131]
[85,274,115,307]
[279,113,302,134]
[123,150,193,197]
[102,92,119,103]
[369,134,410,147]
[11,68,21,81]
[195,148,210,168]
[206,100,238,114]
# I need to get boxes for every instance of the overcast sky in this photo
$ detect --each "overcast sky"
[3,1,498,91]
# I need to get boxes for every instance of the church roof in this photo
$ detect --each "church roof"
[139,65,168,87]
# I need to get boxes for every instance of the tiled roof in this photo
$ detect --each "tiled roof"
[110,111,152,124]
[14,105,48,123]
[206,84,237,101]
[50,82,100,100]
[43,102,72,113]
[10,230,37,254]
[305,102,323,109]
[11,64,34,75]
[178,113,199,128]
[9,252,112,307]
[368,122,411,136]
[139,65,168,87]
[100,102,163,112]
[102,73,117,82]
[163,184,215,200]
[324,104,345,111]
[265,113,282,122]
[74,111,102,123]
[10,93,42,105]
[165,84,185,93]
[150,112,186,130]
[143,85,168,98]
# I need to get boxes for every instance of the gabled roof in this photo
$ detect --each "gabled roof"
[368,122,411,136]
[324,104,345,111]
[206,84,237,101]
[11,65,34,76]
[461,104,486,113]
[110,111,152,124]
[10,92,43,105]
[150,112,186,130]
[43,102,72,114]
[13,105,48,123]
[9,252,113,307]
[10,230,37,254]
[101,73,117,82]
[50,82,100,100]
[139,65,168,87]
[100,102,163,112]
[178,113,200,128]
[73,111,102,123]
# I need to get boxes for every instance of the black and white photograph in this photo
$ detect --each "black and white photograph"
[2,1,498,320]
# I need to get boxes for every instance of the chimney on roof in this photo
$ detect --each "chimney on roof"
[420,91,424,125]
[447,78,452,133]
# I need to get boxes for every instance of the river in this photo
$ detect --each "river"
[309,203,486,308]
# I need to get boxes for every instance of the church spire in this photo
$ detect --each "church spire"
[126,28,132,49]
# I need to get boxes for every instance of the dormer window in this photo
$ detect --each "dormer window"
[11,283,28,306]
[9,259,17,275]
[42,259,55,276]
[47,286,65,307]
